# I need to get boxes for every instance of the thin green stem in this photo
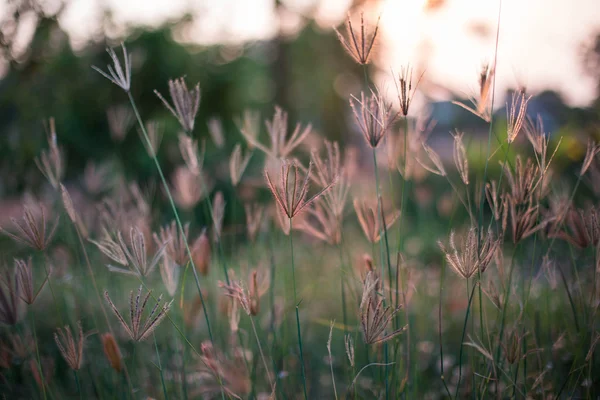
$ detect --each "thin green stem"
[338,242,348,334]
[250,316,274,389]
[455,280,478,399]
[152,333,169,400]
[289,218,308,400]
[74,370,83,400]
[30,312,47,400]
[371,147,390,400]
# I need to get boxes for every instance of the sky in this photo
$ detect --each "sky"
[4,0,600,107]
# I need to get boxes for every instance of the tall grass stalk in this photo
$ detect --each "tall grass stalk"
[126,91,214,343]
[289,217,308,399]
[371,147,390,400]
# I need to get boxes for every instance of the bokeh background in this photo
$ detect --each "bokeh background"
[1,0,599,211]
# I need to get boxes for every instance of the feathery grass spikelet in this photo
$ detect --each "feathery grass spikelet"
[350,89,397,148]
[360,271,406,345]
[507,91,532,143]
[264,159,335,221]
[106,105,133,142]
[207,117,225,148]
[395,65,424,117]
[334,12,380,65]
[54,321,86,370]
[581,138,600,176]
[0,267,23,325]
[244,203,265,243]
[242,106,311,158]
[35,118,63,189]
[104,286,172,342]
[155,77,201,133]
[353,197,400,243]
[0,203,59,251]
[230,143,253,187]
[14,257,48,305]
[92,43,131,92]
[438,227,499,279]
[452,130,469,185]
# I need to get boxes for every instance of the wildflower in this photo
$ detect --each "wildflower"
[334,12,380,65]
[230,143,253,186]
[453,63,494,121]
[507,91,532,143]
[155,77,201,133]
[452,131,469,185]
[191,229,211,276]
[207,117,225,148]
[104,286,172,342]
[360,272,406,345]
[438,227,498,279]
[106,105,133,142]
[581,138,600,176]
[14,257,48,305]
[92,44,132,92]
[395,65,423,116]
[0,268,23,325]
[354,197,400,243]
[242,106,311,158]
[265,159,335,221]
[244,203,265,242]
[350,89,397,148]
[0,203,58,251]
[54,321,86,370]
[35,118,63,189]
[101,333,122,372]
